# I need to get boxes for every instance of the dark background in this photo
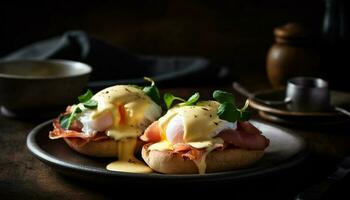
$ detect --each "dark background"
[2,0,349,92]
[0,0,325,79]
[1,2,350,199]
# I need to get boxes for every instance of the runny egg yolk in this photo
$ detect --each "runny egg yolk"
[149,101,236,174]
[78,85,162,173]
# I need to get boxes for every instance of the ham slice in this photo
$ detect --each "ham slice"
[217,121,269,150]
[141,120,269,150]
[49,119,110,142]
[174,143,225,160]
[181,148,204,160]
[140,121,161,142]
[141,120,269,160]
[237,121,262,135]
[173,143,192,152]
[167,143,203,160]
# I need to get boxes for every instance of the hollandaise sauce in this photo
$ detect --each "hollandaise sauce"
[192,145,218,174]
[149,101,231,174]
[106,138,152,173]
[83,85,160,173]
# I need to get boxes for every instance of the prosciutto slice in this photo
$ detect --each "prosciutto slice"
[49,119,110,142]
[142,121,269,150]
[217,121,269,150]
[140,121,161,142]
[142,120,269,160]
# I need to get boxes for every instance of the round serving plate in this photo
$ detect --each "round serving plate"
[27,120,307,184]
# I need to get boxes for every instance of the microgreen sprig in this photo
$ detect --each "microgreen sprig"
[143,77,161,105]
[59,89,98,129]
[78,89,98,109]
[213,90,250,122]
[59,105,82,129]
[164,93,185,109]
[163,92,200,109]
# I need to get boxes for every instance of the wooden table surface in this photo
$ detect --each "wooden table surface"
[1,82,350,199]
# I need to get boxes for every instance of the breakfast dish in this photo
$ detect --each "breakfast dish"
[141,91,269,174]
[142,101,269,174]
[49,78,162,173]
[48,81,270,174]
[27,119,306,183]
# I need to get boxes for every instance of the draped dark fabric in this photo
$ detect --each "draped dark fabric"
[2,30,233,89]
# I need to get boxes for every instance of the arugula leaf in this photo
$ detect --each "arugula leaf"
[59,105,82,129]
[213,90,235,104]
[213,90,250,122]
[78,89,94,103]
[143,77,161,105]
[179,92,200,106]
[164,93,185,109]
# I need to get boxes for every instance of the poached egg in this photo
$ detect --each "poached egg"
[147,101,236,174]
[77,85,162,173]
[149,101,236,150]
[78,85,162,140]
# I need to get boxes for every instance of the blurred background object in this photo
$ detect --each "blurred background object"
[1,30,228,89]
[0,0,330,88]
[320,0,350,91]
[266,23,321,88]
[0,60,91,118]
[1,1,350,199]
[0,0,349,91]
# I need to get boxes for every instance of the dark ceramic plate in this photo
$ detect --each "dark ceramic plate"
[250,90,350,117]
[249,90,350,126]
[26,120,307,184]
[258,111,350,127]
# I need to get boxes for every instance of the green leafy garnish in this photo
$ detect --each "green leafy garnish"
[213,90,235,105]
[164,93,185,109]
[237,100,251,121]
[164,92,200,109]
[217,102,240,122]
[143,77,161,105]
[59,89,97,129]
[59,114,70,130]
[213,90,250,122]
[78,89,94,103]
[59,105,82,129]
[78,89,98,109]
[82,99,98,109]
[179,92,200,107]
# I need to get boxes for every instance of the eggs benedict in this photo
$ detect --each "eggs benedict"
[49,79,162,173]
[141,91,269,174]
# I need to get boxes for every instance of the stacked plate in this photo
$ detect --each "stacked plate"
[248,89,350,127]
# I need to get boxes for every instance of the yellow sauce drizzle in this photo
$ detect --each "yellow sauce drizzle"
[106,138,152,173]
[192,145,218,174]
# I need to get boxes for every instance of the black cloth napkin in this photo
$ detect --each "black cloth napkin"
[2,30,233,89]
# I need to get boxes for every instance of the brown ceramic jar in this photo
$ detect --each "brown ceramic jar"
[266,23,320,88]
